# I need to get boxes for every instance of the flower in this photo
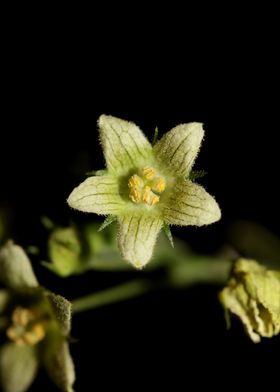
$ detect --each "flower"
[219,258,280,343]
[67,115,221,268]
[0,241,75,392]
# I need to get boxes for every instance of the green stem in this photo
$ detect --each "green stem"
[168,257,231,287]
[72,257,231,314]
[72,279,154,314]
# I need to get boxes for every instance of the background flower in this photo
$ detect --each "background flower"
[0,241,75,392]
[219,258,280,343]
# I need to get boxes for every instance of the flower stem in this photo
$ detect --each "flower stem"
[168,257,231,287]
[72,279,154,314]
[71,257,231,314]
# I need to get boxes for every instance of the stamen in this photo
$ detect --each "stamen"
[6,307,46,346]
[128,174,143,188]
[151,194,160,205]
[143,167,156,180]
[142,186,152,204]
[128,167,165,206]
[153,177,166,193]
[129,188,141,203]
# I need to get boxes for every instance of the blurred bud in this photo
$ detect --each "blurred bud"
[44,221,132,275]
[46,226,81,277]
[219,258,280,343]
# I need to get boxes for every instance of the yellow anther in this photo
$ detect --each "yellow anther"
[153,177,166,193]
[143,167,156,180]
[128,174,143,188]
[142,186,160,206]
[6,307,46,346]
[142,186,151,204]
[128,168,165,206]
[129,188,141,203]
[151,194,160,206]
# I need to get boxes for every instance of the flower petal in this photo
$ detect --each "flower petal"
[154,122,204,176]
[0,241,39,291]
[249,270,280,334]
[118,215,163,268]
[0,342,38,392]
[163,180,221,226]
[98,115,152,174]
[219,288,261,343]
[43,336,75,392]
[67,175,124,215]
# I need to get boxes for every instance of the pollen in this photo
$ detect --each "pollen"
[6,307,46,346]
[128,166,166,206]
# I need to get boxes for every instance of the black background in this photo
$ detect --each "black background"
[1,9,279,391]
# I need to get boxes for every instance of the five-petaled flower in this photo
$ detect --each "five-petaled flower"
[0,241,75,392]
[67,115,221,268]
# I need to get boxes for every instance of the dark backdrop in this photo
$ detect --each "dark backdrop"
[1,12,279,391]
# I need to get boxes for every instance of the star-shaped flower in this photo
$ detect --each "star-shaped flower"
[67,115,221,268]
[0,241,75,392]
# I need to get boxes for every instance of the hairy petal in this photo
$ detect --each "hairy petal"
[98,115,152,174]
[164,180,221,226]
[118,215,163,268]
[154,122,204,176]
[67,175,124,215]
[47,293,72,336]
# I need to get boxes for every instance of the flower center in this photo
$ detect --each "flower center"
[128,166,166,206]
[6,307,46,346]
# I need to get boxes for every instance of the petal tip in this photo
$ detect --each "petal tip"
[201,197,222,226]
[210,199,222,223]
[117,216,162,269]
[66,190,77,209]
[131,258,150,270]
[98,114,111,127]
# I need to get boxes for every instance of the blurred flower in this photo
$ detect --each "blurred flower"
[219,258,280,343]
[68,115,221,268]
[0,241,75,392]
